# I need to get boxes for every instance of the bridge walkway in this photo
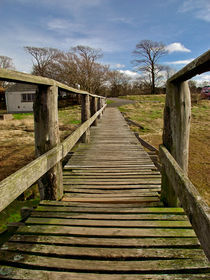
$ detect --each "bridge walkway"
[0,108,209,279]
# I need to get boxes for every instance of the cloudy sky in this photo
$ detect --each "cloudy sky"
[0,0,209,83]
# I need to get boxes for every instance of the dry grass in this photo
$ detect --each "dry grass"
[119,95,210,206]
[0,105,81,182]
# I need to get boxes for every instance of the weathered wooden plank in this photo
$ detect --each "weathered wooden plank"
[30,212,188,221]
[1,242,205,259]
[25,217,191,228]
[1,267,209,280]
[61,196,160,204]
[63,180,161,185]
[0,252,208,271]
[65,191,159,197]
[65,186,160,191]
[10,234,200,247]
[159,145,210,261]
[16,224,196,237]
[64,185,161,190]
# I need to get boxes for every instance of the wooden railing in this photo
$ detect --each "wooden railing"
[0,68,106,212]
[160,50,210,260]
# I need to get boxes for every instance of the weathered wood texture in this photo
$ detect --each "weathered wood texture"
[34,85,63,200]
[0,107,209,279]
[0,68,106,99]
[0,104,106,212]
[160,145,210,261]
[161,51,210,209]
[90,96,98,126]
[168,49,210,83]
[81,94,91,143]
[162,80,191,206]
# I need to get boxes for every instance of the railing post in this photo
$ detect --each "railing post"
[161,81,191,206]
[81,94,90,143]
[90,96,98,126]
[97,98,102,120]
[34,85,63,200]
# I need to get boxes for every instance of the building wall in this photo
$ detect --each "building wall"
[5,91,35,113]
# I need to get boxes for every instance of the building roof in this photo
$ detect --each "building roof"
[6,83,37,92]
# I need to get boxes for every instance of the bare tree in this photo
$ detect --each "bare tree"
[24,46,61,77]
[132,40,166,94]
[71,45,108,94]
[0,55,15,88]
[24,45,110,95]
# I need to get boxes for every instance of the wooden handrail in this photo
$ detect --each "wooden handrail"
[168,49,210,83]
[0,68,105,99]
[0,104,106,212]
[159,145,210,261]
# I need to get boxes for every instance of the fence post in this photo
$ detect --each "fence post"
[161,81,191,206]
[90,96,98,126]
[97,98,102,120]
[34,85,63,200]
[81,94,90,143]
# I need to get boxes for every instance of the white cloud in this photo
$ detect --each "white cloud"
[193,73,210,85]
[119,70,140,78]
[166,59,194,65]
[179,0,210,22]
[115,64,125,69]
[165,43,191,53]
[47,19,82,31]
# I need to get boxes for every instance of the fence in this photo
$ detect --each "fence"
[160,50,210,260]
[0,68,106,212]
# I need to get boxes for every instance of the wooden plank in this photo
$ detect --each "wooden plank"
[1,242,205,259]
[61,196,160,204]
[64,188,160,193]
[65,191,159,197]
[25,217,191,228]
[0,252,208,271]
[1,267,209,280]
[64,185,161,190]
[30,212,188,221]
[16,224,196,237]
[159,145,210,261]
[10,234,200,247]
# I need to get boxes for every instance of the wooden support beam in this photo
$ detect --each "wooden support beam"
[161,81,191,206]
[90,96,98,126]
[34,85,63,200]
[97,98,102,119]
[81,94,90,143]
[159,145,210,261]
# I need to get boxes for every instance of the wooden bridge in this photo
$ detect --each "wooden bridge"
[0,51,210,279]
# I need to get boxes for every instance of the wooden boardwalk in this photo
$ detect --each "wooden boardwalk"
[0,108,209,279]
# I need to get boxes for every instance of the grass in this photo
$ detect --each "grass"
[106,99,115,105]
[119,95,165,135]
[0,196,40,234]
[119,94,210,206]
[13,113,33,120]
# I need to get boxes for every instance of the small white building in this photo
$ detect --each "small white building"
[5,83,37,113]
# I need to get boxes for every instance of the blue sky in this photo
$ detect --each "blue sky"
[0,0,209,83]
